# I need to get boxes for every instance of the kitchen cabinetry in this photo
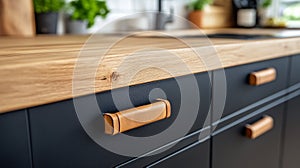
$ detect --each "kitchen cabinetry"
[288,55,300,86]
[28,72,211,168]
[211,57,289,168]
[212,105,284,168]
[0,110,31,168]
[1,55,299,168]
[146,139,210,168]
[118,131,210,168]
[213,57,289,122]
[282,95,300,168]
[29,99,131,168]
[282,55,300,168]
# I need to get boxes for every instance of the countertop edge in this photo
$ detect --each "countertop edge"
[1,37,300,114]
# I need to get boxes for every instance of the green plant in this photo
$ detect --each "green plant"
[189,0,213,11]
[34,0,65,13]
[69,0,110,28]
[261,0,272,8]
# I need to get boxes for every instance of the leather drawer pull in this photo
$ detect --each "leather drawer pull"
[249,68,277,86]
[103,99,171,135]
[245,115,274,139]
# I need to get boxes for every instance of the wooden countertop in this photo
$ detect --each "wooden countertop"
[1,28,300,113]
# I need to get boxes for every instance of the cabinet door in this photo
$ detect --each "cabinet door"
[289,55,300,86]
[282,54,300,168]
[282,95,300,168]
[213,57,288,122]
[0,110,31,168]
[29,99,131,168]
[119,128,210,167]
[212,105,284,168]
[29,73,211,168]
[146,139,210,168]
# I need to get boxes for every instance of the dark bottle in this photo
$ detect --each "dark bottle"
[233,0,258,28]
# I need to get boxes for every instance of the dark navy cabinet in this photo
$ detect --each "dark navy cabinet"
[118,128,210,168]
[289,55,300,86]
[213,57,289,123]
[282,95,300,168]
[146,139,210,168]
[282,55,300,168]
[0,110,31,168]
[29,99,131,168]
[212,105,284,168]
[28,72,211,168]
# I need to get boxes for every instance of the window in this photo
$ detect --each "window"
[277,0,300,27]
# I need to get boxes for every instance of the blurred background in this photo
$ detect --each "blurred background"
[0,0,300,36]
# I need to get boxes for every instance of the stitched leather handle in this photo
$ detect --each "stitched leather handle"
[103,99,171,135]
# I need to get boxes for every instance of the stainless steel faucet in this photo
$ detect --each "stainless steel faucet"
[155,0,174,30]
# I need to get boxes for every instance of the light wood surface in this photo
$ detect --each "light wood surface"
[104,99,171,135]
[0,0,35,36]
[245,115,274,139]
[1,29,300,113]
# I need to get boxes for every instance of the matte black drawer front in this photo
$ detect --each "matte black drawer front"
[213,57,289,122]
[0,110,31,168]
[147,139,210,168]
[118,127,210,167]
[29,72,211,168]
[282,95,300,168]
[212,105,284,168]
[290,55,300,86]
[29,99,131,168]
[97,72,211,137]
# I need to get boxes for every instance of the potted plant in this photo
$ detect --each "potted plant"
[258,0,272,26]
[66,0,110,34]
[188,0,213,28]
[34,0,65,34]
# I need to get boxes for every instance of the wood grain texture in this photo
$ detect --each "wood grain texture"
[1,29,300,113]
[0,0,35,36]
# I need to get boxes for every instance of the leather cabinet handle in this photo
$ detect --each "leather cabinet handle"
[245,115,274,139]
[103,99,171,135]
[249,68,277,86]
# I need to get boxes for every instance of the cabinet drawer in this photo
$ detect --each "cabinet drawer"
[282,55,300,168]
[29,72,211,168]
[213,57,289,122]
[290,55,300,86]
[212,105,284,168]
[29,99,130,168]
[118,127,210,167]
[0,110,31,168]
[98,72,211,137]
[146,139,210,168]
[282,95,300,168]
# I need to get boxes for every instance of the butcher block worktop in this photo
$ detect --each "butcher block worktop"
[1,28,300,113]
